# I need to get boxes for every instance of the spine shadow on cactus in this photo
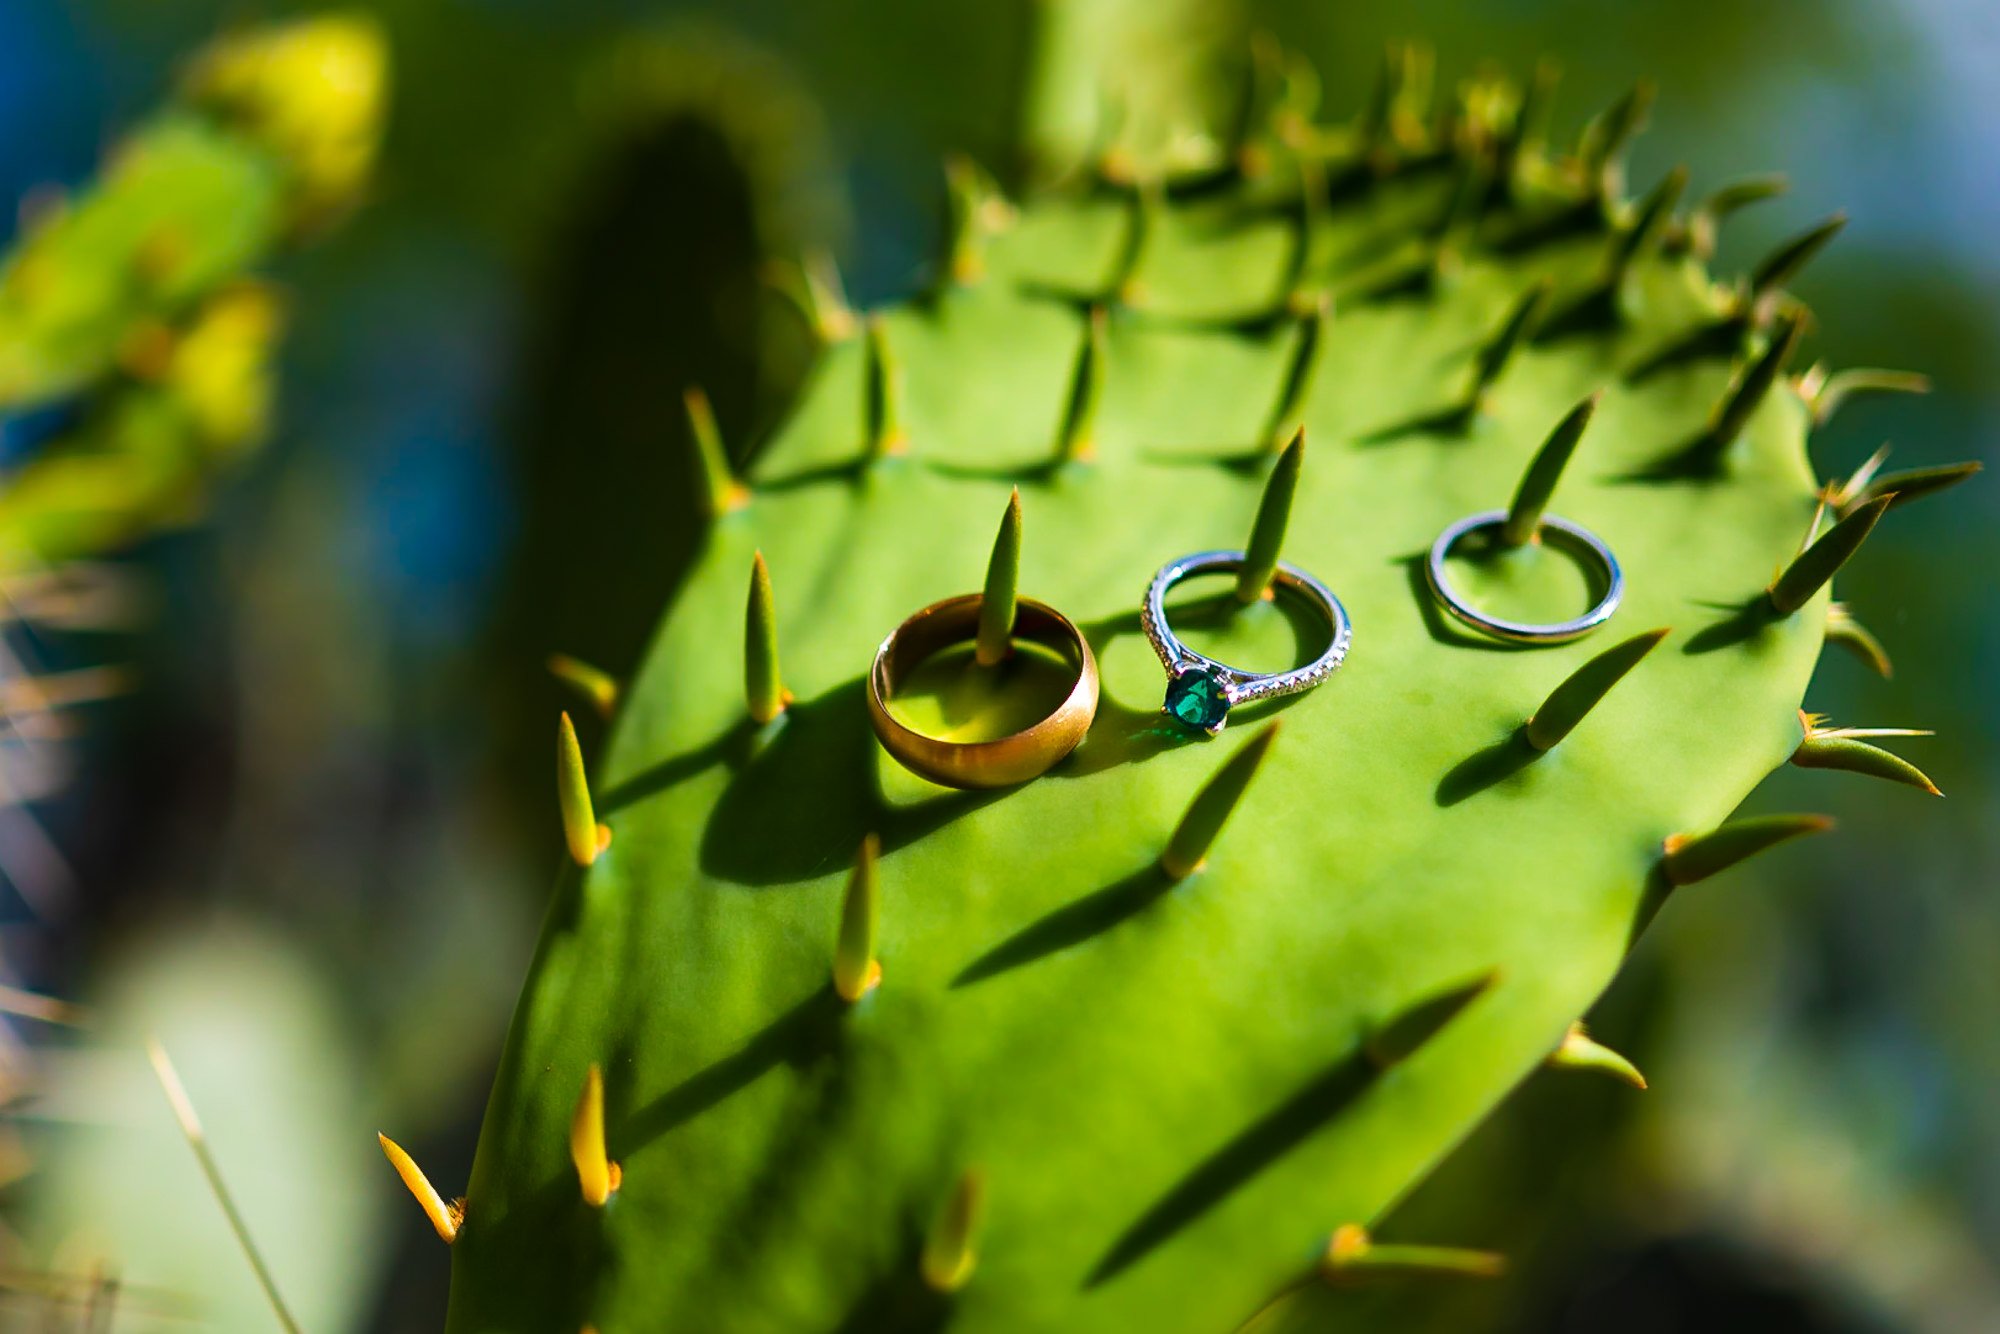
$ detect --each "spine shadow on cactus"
[1679,491,1892,656]
[953,707,1283,986]
[1089,971,1496,1287]
[1436,625,1671,806]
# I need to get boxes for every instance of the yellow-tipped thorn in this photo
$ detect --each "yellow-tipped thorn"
[1523,626,1669,752]
[944,153,1010,285]
[1805,367,1931,428]
[766,250,857,343]
[921,1168,987,1293]
[378,1131,464,1244]
[547,653,620,719]
[1605,166,1687,287]
[1110,185,1158,308]
[1321,1223,1505,1285]
[1502,392,1600,549]
[1794,715,1941,796]
[1826,602,1893,677]
[975,489,1023,667]
[1662,814,1834,886]
[1708,315,1803,450]
[1327,1222,1370,1266]
[1547,1022,1647,1088]
[571,1063,620,1208]
[1798,709,1933,742]
[1768,495,1890,615]
[683,386,751,519]
[865,315,908,459]
[804,250,858,341]
[557,712,601,866]
[1234,431,1303,603]
[833,834,883,1003]
[1826,442,1892,510]
[745,552,792,725]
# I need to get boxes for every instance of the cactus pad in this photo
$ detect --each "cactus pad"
[441,53,1938,1333]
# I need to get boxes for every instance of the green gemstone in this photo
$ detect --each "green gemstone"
[1164,668,1231,733]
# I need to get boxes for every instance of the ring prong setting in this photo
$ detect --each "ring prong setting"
[1164,664,1234,736]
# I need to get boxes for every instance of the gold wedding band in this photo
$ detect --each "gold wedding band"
[867,595,1099,790]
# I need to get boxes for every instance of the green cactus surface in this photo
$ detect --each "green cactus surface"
[440,47,1950,1333]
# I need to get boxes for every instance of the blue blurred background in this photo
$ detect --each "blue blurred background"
[1,0,1994,1329]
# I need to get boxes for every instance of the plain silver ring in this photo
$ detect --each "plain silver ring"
[1425,509,1622,645]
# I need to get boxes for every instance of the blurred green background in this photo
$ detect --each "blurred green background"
[1,0,1993,1329]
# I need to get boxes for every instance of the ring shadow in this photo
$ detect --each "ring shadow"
[1403,517,1627,653]
[696,679,1005,885]
[1063,603,1197,772]
[1055,702,1194,777]
[1397,551,1535,653]
[1066,596,1318,773]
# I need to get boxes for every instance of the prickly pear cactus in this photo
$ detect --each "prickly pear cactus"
[0,15,385,570]
[429,48,1959,1332]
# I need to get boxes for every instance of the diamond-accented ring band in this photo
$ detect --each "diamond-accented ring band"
[1141,550,1353,735]
[1424,509,1622,646]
